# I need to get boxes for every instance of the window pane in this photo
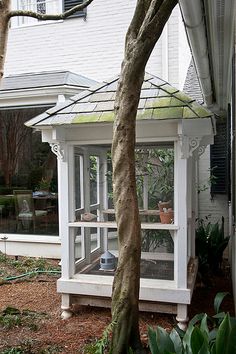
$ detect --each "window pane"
[74,152,82,210]
[90,155,98,205]
[0,108,59,236]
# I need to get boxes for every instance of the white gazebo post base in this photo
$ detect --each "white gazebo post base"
[176,304,188,330]
[61,294,73,320]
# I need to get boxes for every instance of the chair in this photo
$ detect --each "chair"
[13,190,47,232]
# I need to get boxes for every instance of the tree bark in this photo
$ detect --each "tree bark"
[111,1,177,352]
[0,0,10,82]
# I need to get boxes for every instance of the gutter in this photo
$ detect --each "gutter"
[179,0,213,107]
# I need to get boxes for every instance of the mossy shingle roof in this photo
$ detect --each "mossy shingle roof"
[26,72,213,128]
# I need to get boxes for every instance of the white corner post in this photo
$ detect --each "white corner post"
[82,150,91,264]
[99,150,108,252]
[52,142,74,319]
[187,156,193,259]
[174,138,188,328]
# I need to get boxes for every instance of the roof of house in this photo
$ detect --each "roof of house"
[1,71,97,91]
[26,72,213,128]
[183,61,204,104]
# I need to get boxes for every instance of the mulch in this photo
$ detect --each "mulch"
[0,270,234,353]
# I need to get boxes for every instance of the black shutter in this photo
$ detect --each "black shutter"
[63,0,86,18]
[210,120,229,195]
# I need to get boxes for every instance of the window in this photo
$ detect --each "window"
[210,120,229,195]
[12,0,85,27]
[0,108,59,236]
[63,0,86,18]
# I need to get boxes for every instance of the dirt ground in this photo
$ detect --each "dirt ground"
[0,258,234,354]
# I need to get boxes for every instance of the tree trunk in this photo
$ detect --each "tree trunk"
[0,0,10,82]
[111,1,177,352]
[111,64,145,353]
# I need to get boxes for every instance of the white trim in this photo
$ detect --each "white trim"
[0,234,60,243]
[57,276,191,304]
[0,86,85,108]
[68,221,179,230]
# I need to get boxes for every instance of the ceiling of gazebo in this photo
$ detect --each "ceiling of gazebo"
[26,73,213,128]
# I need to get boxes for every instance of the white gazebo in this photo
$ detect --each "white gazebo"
[26,73,215,326]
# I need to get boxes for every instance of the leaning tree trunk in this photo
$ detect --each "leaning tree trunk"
[111,64,145,353]
[0,0,10,82]
[111,1,177,352]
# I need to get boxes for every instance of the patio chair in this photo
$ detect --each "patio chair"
[13,190,47,232]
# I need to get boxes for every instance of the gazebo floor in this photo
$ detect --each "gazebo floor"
[57,258,198,316]
[82,257,174,280]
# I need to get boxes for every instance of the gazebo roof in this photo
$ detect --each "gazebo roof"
[26,73,213,128]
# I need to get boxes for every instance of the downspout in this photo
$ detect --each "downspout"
[179,0,213,107]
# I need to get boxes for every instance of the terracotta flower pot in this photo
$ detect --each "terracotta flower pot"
[160,210,174,224]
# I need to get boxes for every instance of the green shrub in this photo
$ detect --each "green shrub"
[195,217,230,275]
[148,292,236,354]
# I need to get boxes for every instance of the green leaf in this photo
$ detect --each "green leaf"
[215,313,231,354]
[200,314,209,339]
[224,324,236,354]
[190,327,206,354]
[211,342,216,354]
[148,326,159,354]
[214,292,229,314]
[208,328,217,343]
[183,323,194,351]
[155,326,175,353]
[2,307,21,315]
[198,341,210,354]
[189,313,205,327]
[213,311,226,319]
[169,328,183,354]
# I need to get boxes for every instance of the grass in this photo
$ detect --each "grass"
[0,252,60,279]
[0,307,48,331]
[0,342,64,354]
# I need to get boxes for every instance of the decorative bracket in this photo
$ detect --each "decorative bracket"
[50,143,64,161]
[179,135,202,159]
[198,145,206,157]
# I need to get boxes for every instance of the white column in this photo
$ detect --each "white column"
[174,141,188,289]
[191,155,197,257]
[174,139,189,326]
[100,150,108,252]
[187,157,192,259]
[57,143,75,279]
[82,150,91,264]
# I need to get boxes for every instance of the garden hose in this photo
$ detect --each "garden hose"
[3,269,61,281]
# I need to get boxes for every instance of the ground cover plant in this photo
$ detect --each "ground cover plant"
[0,252,61,281]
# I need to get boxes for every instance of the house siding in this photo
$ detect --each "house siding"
[5,2,190,87]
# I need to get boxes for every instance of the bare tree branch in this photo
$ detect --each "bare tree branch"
[8,0,94,20]
[137,0,177,42]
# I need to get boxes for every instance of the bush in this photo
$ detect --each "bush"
[195,217,230,276]
[148,292,236,354]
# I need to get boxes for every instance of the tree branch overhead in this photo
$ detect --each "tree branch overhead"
[8,0,94,20]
